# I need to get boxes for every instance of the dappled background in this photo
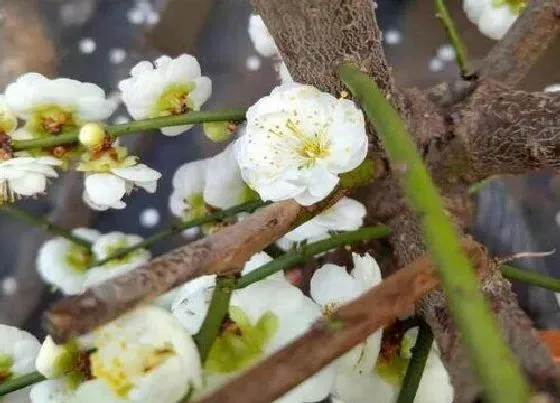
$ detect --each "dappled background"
[1,0,560,335]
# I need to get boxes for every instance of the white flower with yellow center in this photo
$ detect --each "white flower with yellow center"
[463,0,525,40]
[0,324,41,403]
[334,328,454,403]
[118,54,212,136]
[30,306,202,403]
[0,155,62,203]
[0,95,17,136]
[237,84,368,205]
[278,197,366,250]
[310,253,383,396]
[169,141,253,222]
[83,231,151,289]
[4,73,116,140]
[248,14,278,57]
[172,252,334,402]
[36,230,149,294]
[77,143,161,211]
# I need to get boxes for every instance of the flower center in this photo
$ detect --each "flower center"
[91,342,175,397]
[0,353,14,382]
[30,106,76,136]
[285,119,330,168]
[154,83,195,117]
[65,244,93,273]
[184,192,207,221]
[492,0,527,14]
[102,239,142,268]
[374,326,413,385]
[77,144,137,173]
[205,307,278,374]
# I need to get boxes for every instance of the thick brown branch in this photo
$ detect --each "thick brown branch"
[457,82,560,179]
[481,0,560,86]
[45,201,302,342]
[196,240,487,403]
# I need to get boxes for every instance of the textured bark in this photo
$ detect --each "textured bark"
[198,240,488,403]
[45,200,302,342]
[481,0,560,87]
[458,83,560,178]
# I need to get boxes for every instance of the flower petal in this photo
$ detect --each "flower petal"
[85,173,126,206]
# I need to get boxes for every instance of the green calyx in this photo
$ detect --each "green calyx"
[101,239,141,268]
[152,83,195,117]
[375,335,414,385]
[204,307,278,374]
[65,244,93,273]
[202,121,234,143]
[0,353,14,382]
[340,159,376,189]
[77,145,137,173]
[492,0,527,14]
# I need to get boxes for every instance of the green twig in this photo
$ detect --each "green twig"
[236,225,390,288]
[91,200,267,268]
[396,322,434,403]
[340,63,530,403]
[0,371,45,397]
[0,205,92,248]
[434,0,473,79]
[11,108,247,151]
[193,277,236,362]
[502,264,560,293]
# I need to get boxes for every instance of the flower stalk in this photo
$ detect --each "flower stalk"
[0,204,92,248]
[11,108,247,151]
[502,264,560,293]
[0,371,44,397]
[339,63,530,403]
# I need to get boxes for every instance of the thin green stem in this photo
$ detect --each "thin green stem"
[0,205,91,248]
[502,264,560,293]
[396,322,434,403]
[193,277,236,362]
[434,0,473,79]
[236,225,390,288]
[340,63,530,403]
[11,108,247,151]
[91,200,267,268]
[0,371,45,397]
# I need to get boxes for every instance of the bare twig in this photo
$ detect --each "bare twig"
[196,239,486,403]
[481,0,560,86]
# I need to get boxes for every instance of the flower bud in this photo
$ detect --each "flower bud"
[79,123,106,148]
[35,336,77,378]
[202,121,237,143]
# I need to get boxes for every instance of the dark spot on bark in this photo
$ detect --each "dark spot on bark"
[266,218,278,228]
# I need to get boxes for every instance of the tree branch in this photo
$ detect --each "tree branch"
[196,240,487,403]
[480,0,560,87]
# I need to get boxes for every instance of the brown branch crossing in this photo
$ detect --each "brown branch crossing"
[196,239,487,403]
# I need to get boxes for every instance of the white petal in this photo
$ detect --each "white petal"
[171,275,217,334]
[478,5,517,40]
[111,163,161,183]
[161,124,193,136]
[84,173,126,206]
[36,238,86,295]
[9,172,47,195]
[310,264,362,307]
[0,324,41,374]
[350,252,382,291]
[204,142,247,209]
[30,379,77,403]
[190,76,212,109]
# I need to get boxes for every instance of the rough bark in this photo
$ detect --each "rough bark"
[198,240,488,403]
[481,0,560,87]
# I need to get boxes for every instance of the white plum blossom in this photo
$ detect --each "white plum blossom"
[0,156,62,203]
[310,253,383,399]
[248,14,278,57]
[36,229,149,294]
[118,54,212,136]
[4,73,116,139]
[237,84,368,205]
[83,231,151,289]
[0,324,41,403]
[78,143,161,211]
[278,197,366,249]
[334,328,454,403]
[172,253,334,402]
[463,0,524,40]
[169,142,251,222]
[31,306,202,403]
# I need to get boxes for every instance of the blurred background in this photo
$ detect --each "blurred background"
[1,0,560,336]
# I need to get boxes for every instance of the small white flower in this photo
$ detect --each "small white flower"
[173,262,334,402]
[0,95,17,135]
[310,253,383,384]
[237,84,368,205]
[118,54,212,136]
[31,306,202,403]
[248,14,278,57]
[0,324,41,403]
[4,73,116,139]
[463,0,523,40]
[169,141,250,220]
[0,156,62,203]
[545,84,560,92]
[278,197,366,249]
[79,144,162,211]
[83,231,151,289]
